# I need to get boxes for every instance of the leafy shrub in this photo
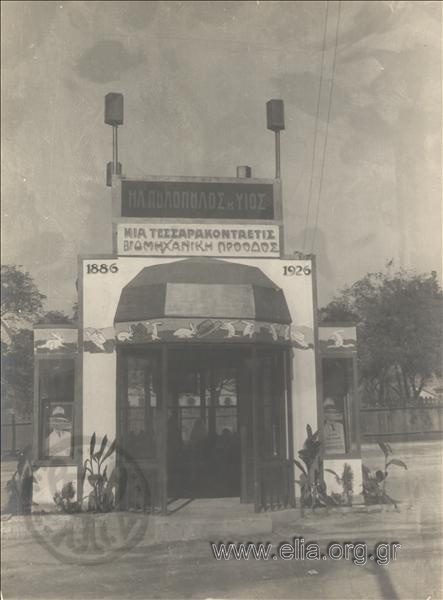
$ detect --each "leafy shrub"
[362,441,407,508]
[80,433,121,513]
[5,445,39,515]
[294,425,335,508]
[324,463,354,506]
[51,433,126,514]
[53,482,81,514]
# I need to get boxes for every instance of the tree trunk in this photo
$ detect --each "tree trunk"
[394,364,406,405]
[411,375,424,403]
[378,374,386,405]
[401,369,411,407]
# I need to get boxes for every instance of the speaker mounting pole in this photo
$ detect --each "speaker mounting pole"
[266,99,285,180]
[105,93,124,186]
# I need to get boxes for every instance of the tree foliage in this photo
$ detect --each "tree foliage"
[320,269,442,406]
[1,265,46,322]
[1,265,74,417]
[37,310,73,325]
[1,330,34,417]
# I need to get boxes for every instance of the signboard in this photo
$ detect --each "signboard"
[318,326,357,353]
[34,327,78,354]
[120,180,275,220]
[116,223,280,257]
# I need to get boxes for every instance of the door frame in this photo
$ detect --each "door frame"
[167,345,249,501]
[117,342,294,513]
[116,345,167,513]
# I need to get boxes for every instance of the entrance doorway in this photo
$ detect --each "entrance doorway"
[168,347,244,499]
[116,344,294,513]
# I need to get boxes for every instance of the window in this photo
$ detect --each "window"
[39,359,76,460]
[121,354,161,459]
[322,357,356,456]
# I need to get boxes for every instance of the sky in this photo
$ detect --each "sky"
[1,0,442,314]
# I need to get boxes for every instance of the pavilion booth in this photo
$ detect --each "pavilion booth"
[32,256,362,512]
[32,96,362,514]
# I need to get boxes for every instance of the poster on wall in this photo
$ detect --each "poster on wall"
[323,397,346,454]
[43,403,74,458]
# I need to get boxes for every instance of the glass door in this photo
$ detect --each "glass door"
[117,349,165,512]
[253,347,294,510]
[168,348,242,499]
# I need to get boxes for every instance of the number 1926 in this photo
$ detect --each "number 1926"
[283,265,311,276]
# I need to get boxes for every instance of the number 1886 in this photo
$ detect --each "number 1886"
[86,263,119,274]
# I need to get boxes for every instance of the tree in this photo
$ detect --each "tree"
[1,266,75,417]
[37,310,73,325]
[1,265,45,416]
[320,269,442,406]
[1,330,34,417]
[1,265,46,324]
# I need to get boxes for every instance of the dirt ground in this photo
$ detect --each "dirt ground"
[1,439,442,600]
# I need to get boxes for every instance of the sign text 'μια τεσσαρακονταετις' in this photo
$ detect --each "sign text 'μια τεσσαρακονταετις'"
[117,224,280,257]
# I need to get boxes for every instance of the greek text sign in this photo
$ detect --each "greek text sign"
[120,180,274,220]
[116,223,280,257]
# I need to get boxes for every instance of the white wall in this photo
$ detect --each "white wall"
[292,349,318,456]
[81,255,319,498]
[82,353,117,443]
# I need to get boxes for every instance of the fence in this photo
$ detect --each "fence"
[1,416,33,455]
[360,406,443,441]
[2,407,442,454]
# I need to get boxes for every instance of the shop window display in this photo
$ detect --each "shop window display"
[39,359,75,459]
[322,358,355,456]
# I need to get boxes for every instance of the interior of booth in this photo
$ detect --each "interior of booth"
[116,344,291,512]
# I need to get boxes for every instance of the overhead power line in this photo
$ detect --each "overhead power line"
[310,0,342,255]
[302,0,330,253]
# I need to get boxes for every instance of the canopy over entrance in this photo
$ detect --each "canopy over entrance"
[114,258,292,344]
